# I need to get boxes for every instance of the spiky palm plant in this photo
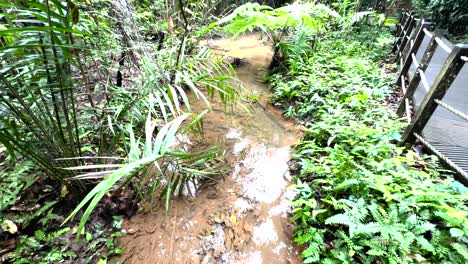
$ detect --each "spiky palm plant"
[0,0,85,184]
[62,47,238,234]
[1,0,242,235]
[63,112,226,235]
[0,0,238,176]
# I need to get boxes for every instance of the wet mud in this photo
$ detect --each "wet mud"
[119,34,303,264]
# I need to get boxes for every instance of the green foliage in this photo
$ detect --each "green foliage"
[411,0,468,36]
[270,28,393,122]
[63,112,225,236]
[10,215,124,263]
[276,25,316,72]
[0,161,35,210]
[63,42,237,235]
[0,0,237,179]
[131,0,166,34]
[1,0,240,261]
[13,227,76,264]
[0,160,62,242]
[218,1,340,69]
[1,0,239,234]
[0,0,88,181]
[218,2,340,39]
[271,23,468,262]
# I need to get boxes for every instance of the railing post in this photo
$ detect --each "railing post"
[395,11,408,37]
[400,45,468,145]
[396,12,410,40]
[393,13,411,53]
[395,17,416,61]
[396,21,431,85]
[397,32,438,116]
[401,20,428,63]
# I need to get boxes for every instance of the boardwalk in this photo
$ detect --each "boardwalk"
[408,36,468,175]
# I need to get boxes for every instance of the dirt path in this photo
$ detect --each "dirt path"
[119,35,303,264]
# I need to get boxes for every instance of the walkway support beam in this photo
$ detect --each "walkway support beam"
[396,21,431,85]
[400,45,468,145]
[394,16,416,62]
[396,33,438,116]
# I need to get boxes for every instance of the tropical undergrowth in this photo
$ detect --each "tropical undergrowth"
[1,0,240,262]
[216,1,341,69]
[411,0,468,38]
[269,26,468,263]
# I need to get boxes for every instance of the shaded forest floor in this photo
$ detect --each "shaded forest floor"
[119,35,304,264]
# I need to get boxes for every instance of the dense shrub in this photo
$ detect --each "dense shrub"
[412,0,468,36]
[270,27,468,263]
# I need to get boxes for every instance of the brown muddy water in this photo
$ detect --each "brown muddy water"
[119,34,303,264]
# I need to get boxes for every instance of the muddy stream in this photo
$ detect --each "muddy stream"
[119,35,303,264]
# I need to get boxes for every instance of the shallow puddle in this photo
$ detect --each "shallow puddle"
[119,34,303,264]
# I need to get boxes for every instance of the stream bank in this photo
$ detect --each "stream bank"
[119,34,303,264]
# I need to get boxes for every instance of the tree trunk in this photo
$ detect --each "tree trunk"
[110,0,143,66]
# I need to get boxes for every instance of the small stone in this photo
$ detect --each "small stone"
[201,254,211,264]
[127,228,138,234]
[5,220,17,234]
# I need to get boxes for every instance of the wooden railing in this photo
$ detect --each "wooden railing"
[393,11,468,183]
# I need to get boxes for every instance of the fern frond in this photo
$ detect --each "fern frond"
[399,232,416,255]
[404,214,417,227]
[413,222,436,235]
[452,243,468,260]
[367,248,386,256]
[34,230,46,241]
[325,214,357,226]
[335,179,360,191]
[303,243,322,263]
[434,210,464,226]
[353,222,381,237]
[369,236,391,247]
[47,227,71,241]
[368,203,386,224]
[415,236,435,253]
[321,259,336,264]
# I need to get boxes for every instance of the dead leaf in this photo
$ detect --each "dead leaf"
[406,150,416,165]
[229,214,237,226]
[72,7,79,24]
[226,229,234,240]
[225,234,232,249]
[127,228,138,234]
[240,232,251,243]
[4,220,17,234]
[67,0,79,24]
[60,185,68,198]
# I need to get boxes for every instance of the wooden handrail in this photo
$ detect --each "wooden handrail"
[400,45,468,145]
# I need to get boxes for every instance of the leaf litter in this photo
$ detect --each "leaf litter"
[119,34,302,264]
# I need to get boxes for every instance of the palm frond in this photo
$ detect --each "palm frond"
[0,0,86,181]
[63,111,225,235]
